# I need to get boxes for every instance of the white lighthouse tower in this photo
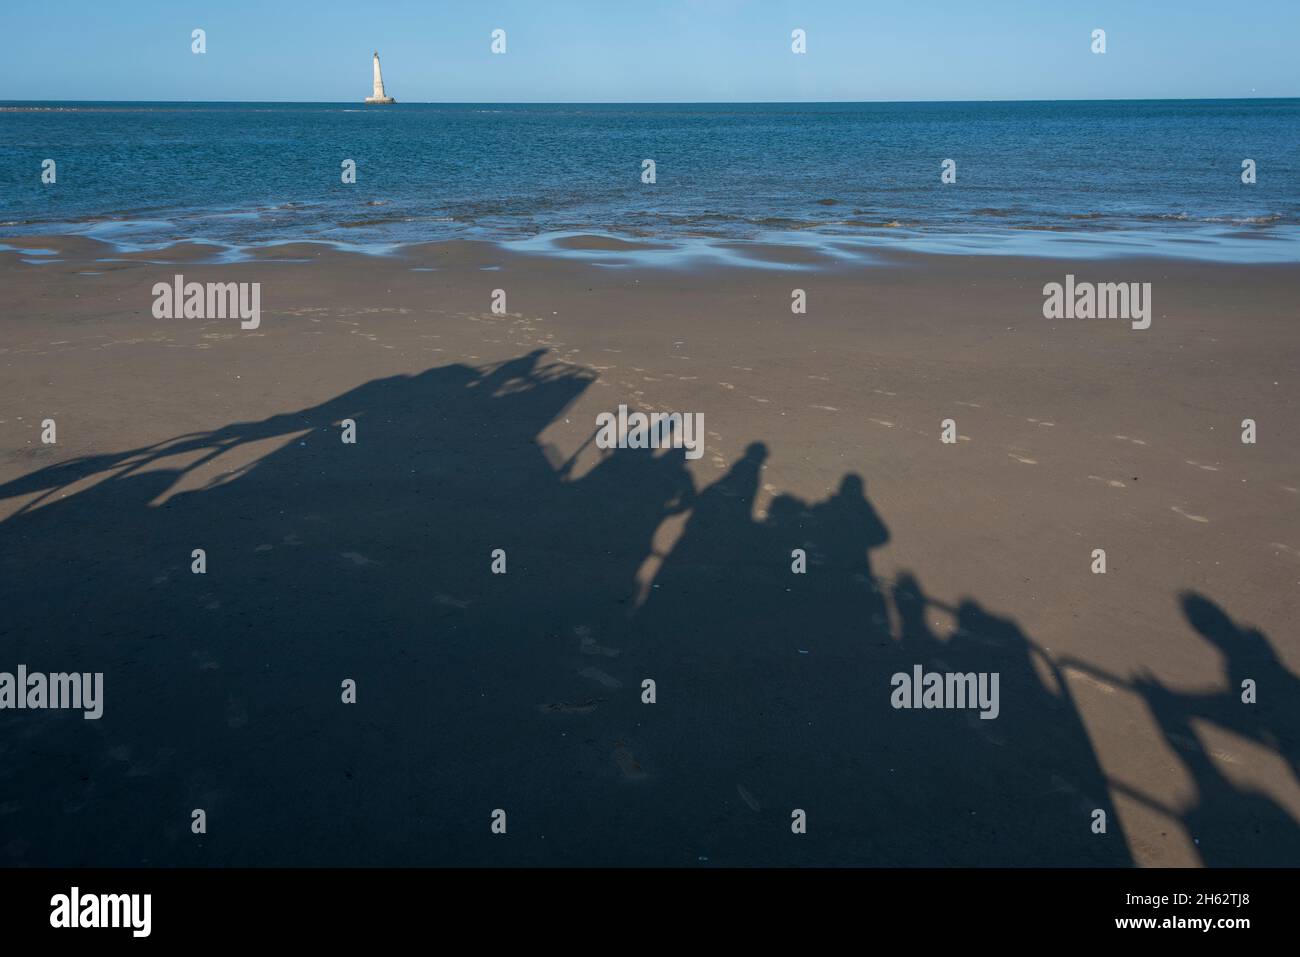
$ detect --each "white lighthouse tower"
[364,51,396,104]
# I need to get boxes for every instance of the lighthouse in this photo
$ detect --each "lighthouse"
[364,51,396,104]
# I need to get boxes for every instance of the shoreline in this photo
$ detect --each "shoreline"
[5,224,1300,272]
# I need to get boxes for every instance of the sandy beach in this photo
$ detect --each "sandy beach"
[1,236,1297,867]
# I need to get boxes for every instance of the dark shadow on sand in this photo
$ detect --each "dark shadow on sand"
[1127,594,1300,866]
[1,350,1284,866]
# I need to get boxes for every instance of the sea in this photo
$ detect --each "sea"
[2,99,1298,264]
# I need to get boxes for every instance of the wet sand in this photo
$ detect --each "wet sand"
[1,235,1297,866]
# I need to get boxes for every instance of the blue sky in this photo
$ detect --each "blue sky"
[1,0,1296,102]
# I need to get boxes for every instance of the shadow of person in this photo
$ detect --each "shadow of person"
[1173,592,1299,785]
[931,597,1129,864]
[1117,592,1300,865]
[1134,670,1300,866]
[807,474,890,629]
[672,441,768,558]
[814,475,889,561]
[892,572,941,659]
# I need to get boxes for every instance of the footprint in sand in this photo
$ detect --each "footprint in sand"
[613,743,647,780]
[340,551,380,566]
[1171,506,1210,523]
[579,666,622,689]
[1168,733,1239,764]
[1064,667,1117,696]
[538,699,602,715]
[1029,775,1082,801]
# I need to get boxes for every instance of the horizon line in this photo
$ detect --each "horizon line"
[3,95,1297,106]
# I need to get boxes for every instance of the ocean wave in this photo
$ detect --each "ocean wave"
[1133,211,1288,226]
